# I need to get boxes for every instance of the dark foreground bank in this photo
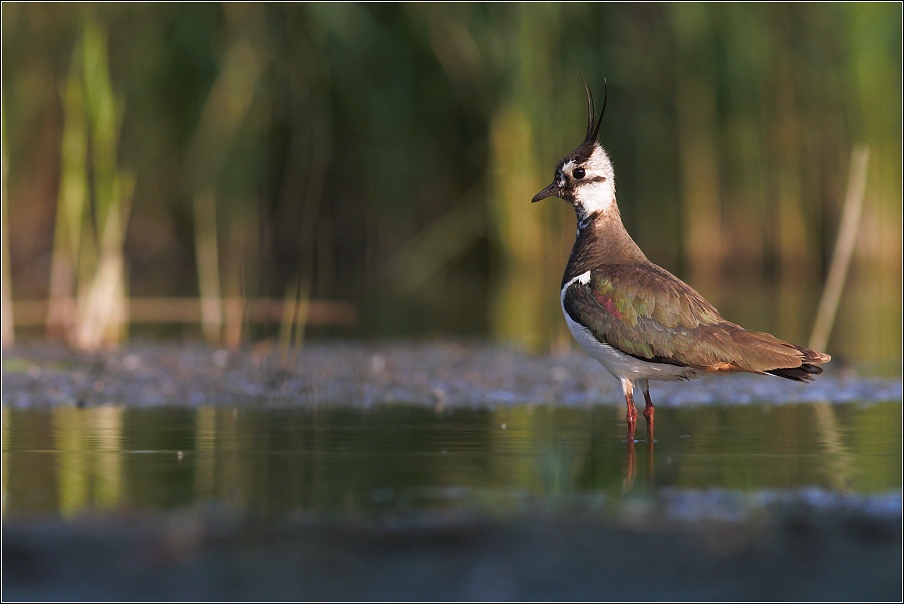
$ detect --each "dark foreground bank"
[4,498,902,601]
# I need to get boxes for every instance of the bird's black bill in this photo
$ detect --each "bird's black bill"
[531,182,558,203]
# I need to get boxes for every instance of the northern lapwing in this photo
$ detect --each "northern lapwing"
[532,83,831,443]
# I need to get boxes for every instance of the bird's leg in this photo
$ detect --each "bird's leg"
[622,378,638,430]
[640,379,654,443]
[638,379,654,481]
[622,379,638,491]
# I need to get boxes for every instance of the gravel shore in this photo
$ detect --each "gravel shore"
[3,342,900,409]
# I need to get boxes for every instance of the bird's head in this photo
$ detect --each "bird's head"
[532,82,616,221]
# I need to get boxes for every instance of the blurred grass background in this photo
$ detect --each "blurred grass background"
[1,3,900,364]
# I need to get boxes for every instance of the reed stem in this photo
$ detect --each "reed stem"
[808,146,870,353]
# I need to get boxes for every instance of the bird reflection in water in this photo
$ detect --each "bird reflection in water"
[623,403,654,491]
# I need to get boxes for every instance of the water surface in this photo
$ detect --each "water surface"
[3,401,899,518]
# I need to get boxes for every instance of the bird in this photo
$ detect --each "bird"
[532,82,830,444]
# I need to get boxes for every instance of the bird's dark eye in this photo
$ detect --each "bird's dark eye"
[573,167,585,179]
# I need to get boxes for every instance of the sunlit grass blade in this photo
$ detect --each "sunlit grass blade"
[71,17,132,350]
[47,48,88,341]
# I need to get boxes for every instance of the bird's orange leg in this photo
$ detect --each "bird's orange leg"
[625,398,637,490]
[623,381,638,430]
[642,386,654,443]
[623,380,638,490]
[639,380,654,481]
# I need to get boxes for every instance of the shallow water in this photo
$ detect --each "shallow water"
[3,401,900,518]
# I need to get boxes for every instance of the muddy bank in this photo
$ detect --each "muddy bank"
[3,342,900,409]
[4,495,900,601]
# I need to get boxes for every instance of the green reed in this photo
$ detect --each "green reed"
[1,4,899,363]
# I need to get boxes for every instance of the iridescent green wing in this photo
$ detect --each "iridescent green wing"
[563,263,802,371]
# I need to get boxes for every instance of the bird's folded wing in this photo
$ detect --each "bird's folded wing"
[562,264,807,372]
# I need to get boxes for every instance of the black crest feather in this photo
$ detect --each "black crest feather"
[582,77,607,143]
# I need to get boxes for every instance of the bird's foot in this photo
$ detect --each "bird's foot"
[626,411,637,445]
[643,405,654,441]
[627,417,638,447]
[625,390,639,442]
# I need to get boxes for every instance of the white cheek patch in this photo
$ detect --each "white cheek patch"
[575,180,616,214]
[574,146,616,215]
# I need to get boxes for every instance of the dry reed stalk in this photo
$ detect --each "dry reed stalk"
[278,277,311,367]
[1,103,12,348]
[222,297,246,349]
[184,35,262,346]
[278,279,300,366]
[193,191,223,345]
[291,278,311,356]
[809,146,870,353]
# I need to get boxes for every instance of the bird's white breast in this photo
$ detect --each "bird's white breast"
[560,271,700,383]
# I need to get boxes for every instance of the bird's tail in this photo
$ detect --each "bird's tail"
[766,346,831,383]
